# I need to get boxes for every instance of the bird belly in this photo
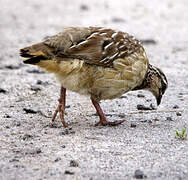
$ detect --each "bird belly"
[56,72,90,95]
[55,60,91,96]
[54,54,148,101]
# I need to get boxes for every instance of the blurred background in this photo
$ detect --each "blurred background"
[1,0,187,60]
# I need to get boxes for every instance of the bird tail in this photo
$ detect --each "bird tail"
[20,42,53,64]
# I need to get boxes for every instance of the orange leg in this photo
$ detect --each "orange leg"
[91,98,125,126]
[52,86,67,127]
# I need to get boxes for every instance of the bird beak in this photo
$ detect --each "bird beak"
[156,94,162,106]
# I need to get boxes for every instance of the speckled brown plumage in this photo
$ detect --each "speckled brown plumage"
[20,27,168,127]
[44,27,142,67]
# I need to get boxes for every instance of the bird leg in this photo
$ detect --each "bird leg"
[91,98,125,126]
[52,86,68,127]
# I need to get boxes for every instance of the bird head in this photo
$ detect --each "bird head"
[133,64,168,106]
[146,65,168,105]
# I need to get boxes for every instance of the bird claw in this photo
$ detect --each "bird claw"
[95,119,125,126]
[51,104,68,128]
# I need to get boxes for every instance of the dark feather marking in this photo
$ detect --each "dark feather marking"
[23,56,47,64]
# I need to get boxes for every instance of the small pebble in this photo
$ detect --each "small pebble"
[130,123,137,128]
[5,64,21,70]
[9,159,19,162]
[64,170,74,175]
[80,4,88,11]
[34,149,42,154]
[14,164,25,168]
[59,129,75,135]
[153,117,159,121]
[23,148,42,155]
[176,112,182,116]
[16,122,21,127]
[137,94,145,98]
[23,108,38,114]
[61,145,66,148]
[111,17,125,23]
[140,119,147,123]
[134,169,146,179]
[48,124,60,128]
[36,80,49,86]
[4,114,11,118]
[137,104,153,110]
[118,113,125,118]
[140,39,157,45]
[119,95,127,99]
[27,69,45,74]
[36,80,43,84]
[70,160,79,167]
[173,105,179,109]
[146,99,152,102]
[150,103,156,110]
[30,85,41,91]
[54,157,61,162]
[0,88,7,94]
[22,134,33,140]
[166,117,173,121]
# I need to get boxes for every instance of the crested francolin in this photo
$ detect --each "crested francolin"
[20,27,168,127]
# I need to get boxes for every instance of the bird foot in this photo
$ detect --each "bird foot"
[95,119,125,126]
[51,86,67,128]
[51,103,68,128]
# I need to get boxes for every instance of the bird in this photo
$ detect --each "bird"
[20,27,168,127]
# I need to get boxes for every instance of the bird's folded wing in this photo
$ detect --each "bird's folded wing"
[44,27,142,67]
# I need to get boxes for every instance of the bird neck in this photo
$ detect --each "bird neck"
[132,64,152,91]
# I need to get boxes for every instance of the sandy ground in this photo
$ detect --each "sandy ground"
[0,0,188,179]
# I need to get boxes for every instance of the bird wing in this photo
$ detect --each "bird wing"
[44,27,142,67]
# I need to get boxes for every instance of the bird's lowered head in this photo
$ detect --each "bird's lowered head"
[134,64,168,106]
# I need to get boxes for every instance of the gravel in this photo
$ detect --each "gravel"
[0,0,188,179]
